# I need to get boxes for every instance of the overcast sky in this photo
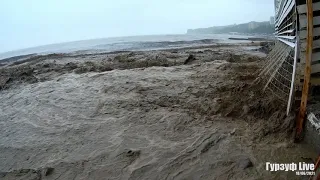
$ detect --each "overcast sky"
[0,0,274,53]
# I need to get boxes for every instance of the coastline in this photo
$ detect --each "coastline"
[0,34,271,61]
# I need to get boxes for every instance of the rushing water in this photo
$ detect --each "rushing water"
[0,34,256,60]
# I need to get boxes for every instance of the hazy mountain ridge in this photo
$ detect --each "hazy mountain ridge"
[187,21,275,35]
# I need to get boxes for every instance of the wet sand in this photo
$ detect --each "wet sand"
[0,43,317,180]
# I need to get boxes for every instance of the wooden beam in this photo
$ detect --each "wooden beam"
[310,78,320,85]
[300,52,320,63]
[301,39,320,52]
[300,27,320,40]
[296,0,313,141]
[299,15,320,29]
[297,2,320,14]
[310,64,320,74]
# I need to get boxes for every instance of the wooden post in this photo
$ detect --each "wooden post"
[295,0,313,140]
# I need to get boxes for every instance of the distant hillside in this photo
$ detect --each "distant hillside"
[187,21,275,35]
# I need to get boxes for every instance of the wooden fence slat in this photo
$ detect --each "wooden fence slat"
[301,39,320,51]
[299,15,320,29]
[299,27,320,39]
[300,52,320,64]
[297,2,320,14]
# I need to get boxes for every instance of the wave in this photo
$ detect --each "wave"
[93,39,219,51]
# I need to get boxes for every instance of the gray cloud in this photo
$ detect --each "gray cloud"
[0,0,274,53]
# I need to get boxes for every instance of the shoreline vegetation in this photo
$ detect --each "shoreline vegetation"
[187,21,275,35]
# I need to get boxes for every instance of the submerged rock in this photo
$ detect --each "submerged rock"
[184,54,196,64]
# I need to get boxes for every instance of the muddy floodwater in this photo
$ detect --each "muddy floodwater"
[0,44,317,180]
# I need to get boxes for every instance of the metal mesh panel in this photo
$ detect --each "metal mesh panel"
[258,41,295,102]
